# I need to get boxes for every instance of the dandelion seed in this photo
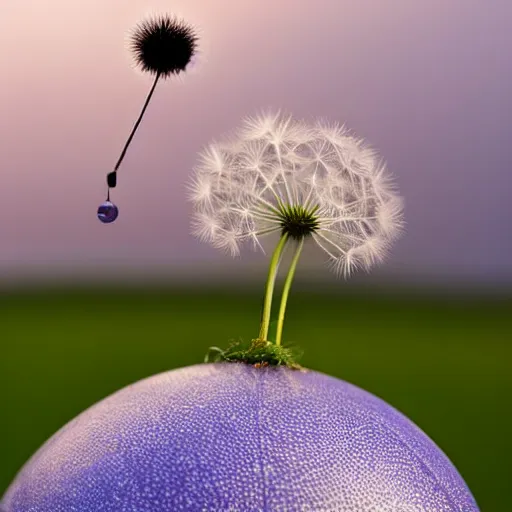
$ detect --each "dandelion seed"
[188,111,404,346]
[98,14,198,223]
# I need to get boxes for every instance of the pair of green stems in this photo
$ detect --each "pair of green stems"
[258,232,304,346]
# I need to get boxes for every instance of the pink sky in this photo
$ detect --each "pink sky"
[1,0,511,285]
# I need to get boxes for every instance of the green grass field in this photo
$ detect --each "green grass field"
[1,286,511,510]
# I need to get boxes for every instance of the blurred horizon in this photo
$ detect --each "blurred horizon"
[2,261,512,296]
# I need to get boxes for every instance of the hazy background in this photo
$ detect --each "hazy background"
[1,0,511,286]
[1,1,512,511]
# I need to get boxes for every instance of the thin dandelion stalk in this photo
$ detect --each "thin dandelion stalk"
[275,237,304,346]
[112,72,161,174]
[258,232,289,341]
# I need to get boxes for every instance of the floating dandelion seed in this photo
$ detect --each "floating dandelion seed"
[188,111,404,345]
[98,14,198,223]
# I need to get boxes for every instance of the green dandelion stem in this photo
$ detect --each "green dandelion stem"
[275,237,304,347]
[113,72,161,172]
[258,232,289,341]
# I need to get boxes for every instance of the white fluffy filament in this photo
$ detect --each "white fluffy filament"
[188,111,404,277]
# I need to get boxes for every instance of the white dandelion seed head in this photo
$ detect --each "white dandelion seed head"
[188,111,404,278]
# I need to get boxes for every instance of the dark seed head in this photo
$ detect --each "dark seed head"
[130,14,198,78]
[279,204,320,240]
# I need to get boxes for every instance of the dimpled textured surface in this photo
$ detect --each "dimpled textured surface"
[2,363,478,512]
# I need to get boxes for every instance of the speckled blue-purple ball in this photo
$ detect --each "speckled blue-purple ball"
[1,363,478,511]
[97,201,118,224]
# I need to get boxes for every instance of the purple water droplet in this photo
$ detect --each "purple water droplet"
[97,201,119,224]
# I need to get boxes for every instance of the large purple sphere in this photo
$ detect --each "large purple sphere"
[1,363,478,511]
